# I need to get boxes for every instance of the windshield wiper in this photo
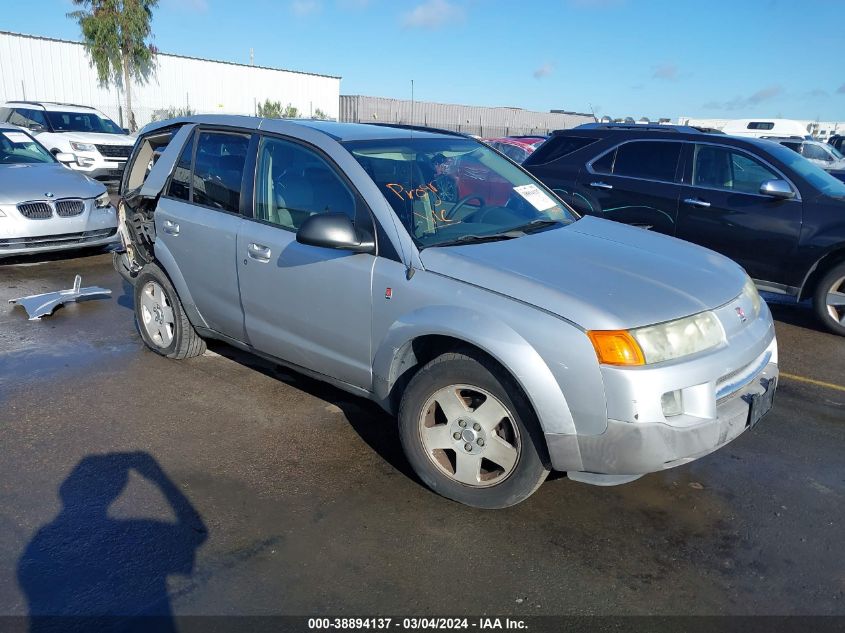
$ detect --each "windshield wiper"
[430,231,525,248]
[506,218,565,234]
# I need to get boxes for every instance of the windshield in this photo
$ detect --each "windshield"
[765,142,845,198]
[0,130,56,165]
[827,144,845,160]
[45,111,123,134]
[344,136,577,248]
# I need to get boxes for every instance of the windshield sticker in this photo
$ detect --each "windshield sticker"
[2,132,33,144]
[513,184,557,211]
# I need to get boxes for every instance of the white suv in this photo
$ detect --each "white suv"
[0,101,135,185]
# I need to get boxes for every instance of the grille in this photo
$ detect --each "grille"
[95,144,132,159]
[55,199,85,217]
[17,202,53,220]
[0,228,117,249]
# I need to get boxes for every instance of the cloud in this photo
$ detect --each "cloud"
[805,88,829,98]
[533,62,554,79]
[652,63,679,81]
[703,85,784,111]
[336,0,369,8]
[838,84,845,94]
[290,0,320,15]
[402,0,465,29]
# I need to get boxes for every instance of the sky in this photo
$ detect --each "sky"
[3,0,844,121]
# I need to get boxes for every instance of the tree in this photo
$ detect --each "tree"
[150,105,195,122]
[69,0,159,132]
[313,108,329,120]
[256,99,299,119]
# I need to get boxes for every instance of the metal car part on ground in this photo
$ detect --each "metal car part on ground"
[9,275,111,320]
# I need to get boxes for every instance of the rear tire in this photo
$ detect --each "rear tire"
[398,350,550,509]
[813,262,845,336]
[133,263,206,359]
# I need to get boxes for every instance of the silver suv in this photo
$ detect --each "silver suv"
[116,116,778,508]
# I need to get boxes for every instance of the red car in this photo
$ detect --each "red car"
[483,136,548,163]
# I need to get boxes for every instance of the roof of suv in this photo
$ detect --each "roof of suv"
[2,101,104,113]
[141,115,466,142]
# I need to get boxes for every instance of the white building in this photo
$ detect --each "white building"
[0,30,341,128]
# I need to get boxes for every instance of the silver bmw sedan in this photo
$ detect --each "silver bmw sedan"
[0,123,118,258]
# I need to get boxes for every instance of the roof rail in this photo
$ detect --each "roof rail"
[367,122,469,138]
[3,100,97,110]
[567,122,716,134]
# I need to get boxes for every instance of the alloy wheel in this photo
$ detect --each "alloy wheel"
[139,281,175,348]
[825,275,845,326]
[418,384,520,487]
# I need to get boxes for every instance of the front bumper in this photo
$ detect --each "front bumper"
[68,162,126,183]
[547,359,778,477]
[0,200,119,257]
[545,294,779,481]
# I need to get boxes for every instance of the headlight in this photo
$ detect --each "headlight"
[742,277,762,318]
[70,142,96,152]
[94,192,111,209]
[588,311,725,366]
[632,311,725,364]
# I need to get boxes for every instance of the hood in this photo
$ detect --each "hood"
[47,131,134,146]
[0,163,106,204]
[419,216,747,330]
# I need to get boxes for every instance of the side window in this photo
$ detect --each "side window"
[0,107,10,122]
[692,145,779,194]
[528,136,598,165]
[591,148,615,174]
[803,144,830,161]
[612,141,682,182]
[255,136,355,232]
[747,122,775,131]
[192,131,250,212]
[8,108,41,129]
[167,131,194,201]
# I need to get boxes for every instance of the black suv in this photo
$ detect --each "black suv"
[523,123,845,335]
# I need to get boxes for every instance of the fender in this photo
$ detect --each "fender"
[153,238,208,329]
[372,305,578,436]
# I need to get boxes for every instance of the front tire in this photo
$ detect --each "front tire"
[813,262,845,336]
[398,350,550,509]
[133,263,206,359]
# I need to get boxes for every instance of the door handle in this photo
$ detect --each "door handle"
[589,181,613,190]
[162,219,180,235]
[683,198,711,208]
[247,242,271,262]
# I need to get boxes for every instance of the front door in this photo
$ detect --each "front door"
[675,143,802,285]
[155,128,251,340]
[575,139,684,235]
[236,135,376,389]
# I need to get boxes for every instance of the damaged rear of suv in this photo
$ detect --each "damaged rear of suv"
[115,116,778,508]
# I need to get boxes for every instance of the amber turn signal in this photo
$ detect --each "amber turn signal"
[587,330,646,366]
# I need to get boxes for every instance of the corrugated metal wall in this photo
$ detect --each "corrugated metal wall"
[340,95,594,137]
[0,31,341,127]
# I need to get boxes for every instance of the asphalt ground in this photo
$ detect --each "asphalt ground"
[0,248,843,623]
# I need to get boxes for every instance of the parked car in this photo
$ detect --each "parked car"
[115,116,778,508]
[0,101,134,185]
[720,118,812,139]
[0,124,117,257]
[484,136,547,163]
[767,137,845,180]
[828,135,845,153]
[523,123,845,335]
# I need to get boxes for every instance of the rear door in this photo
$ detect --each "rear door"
[236,134,376,389]
[674,142,802,284]
[574,139,684,234]
[154,127,250,340]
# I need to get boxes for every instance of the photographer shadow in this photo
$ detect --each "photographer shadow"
[17,452,207,632]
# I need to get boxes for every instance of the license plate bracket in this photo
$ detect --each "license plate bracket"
[747,376,777,428]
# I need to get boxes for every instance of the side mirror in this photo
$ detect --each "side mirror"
[54,152,76,164]
[122,128,131,135]
[759,179,795,200]
[296,213,374,253]
[27,124,45,134]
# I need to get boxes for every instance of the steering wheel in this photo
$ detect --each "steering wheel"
[446,194,486,220]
